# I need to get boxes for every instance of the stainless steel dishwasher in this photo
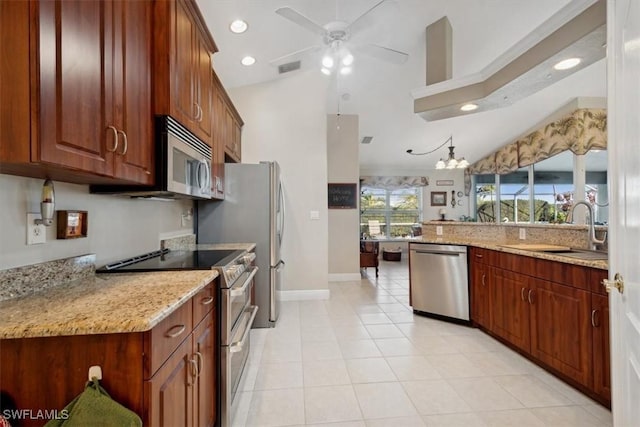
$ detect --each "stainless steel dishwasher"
[409,243,469,322]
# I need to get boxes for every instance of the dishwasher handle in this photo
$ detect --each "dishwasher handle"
[411,250,462,257]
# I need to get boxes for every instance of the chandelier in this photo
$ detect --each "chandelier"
[406,136,469,169]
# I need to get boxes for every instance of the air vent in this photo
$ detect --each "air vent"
[361,136,373,144]
[278,61,301,74]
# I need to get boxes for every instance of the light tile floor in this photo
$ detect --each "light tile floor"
[231,259,612,427]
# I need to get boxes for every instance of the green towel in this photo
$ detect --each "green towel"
[44,378,142,427]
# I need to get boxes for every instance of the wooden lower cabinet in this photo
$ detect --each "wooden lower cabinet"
[492,267,530,352]
[469,248,610,406]
[529,279,593,386]
[0,283,216,427]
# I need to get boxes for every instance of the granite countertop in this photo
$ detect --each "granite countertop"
[413,237,608,270]
[195,242,256,251]
[0,270,218,339]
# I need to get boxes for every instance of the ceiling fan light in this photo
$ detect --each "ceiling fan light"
[553,57,581,70]
[342,53,354,66]
[435,159,446,169]
[321,67,332,76]
[322,56,334,68]
[340,66,352,75]
[229,20,248,34]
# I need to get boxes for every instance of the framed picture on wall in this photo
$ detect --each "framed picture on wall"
[430,191,447,206]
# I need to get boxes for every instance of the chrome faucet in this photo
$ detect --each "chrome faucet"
[568,200,607,251]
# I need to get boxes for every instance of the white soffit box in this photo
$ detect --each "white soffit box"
[412,0,605,121]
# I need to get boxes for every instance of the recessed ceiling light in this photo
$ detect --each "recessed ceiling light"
[553,57,581,70]
[241,56,256,66]
[460,103,478,112]
[229,20,248,34]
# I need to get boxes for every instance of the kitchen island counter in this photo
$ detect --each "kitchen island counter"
[0,270,218,339]
[415,237,608,270]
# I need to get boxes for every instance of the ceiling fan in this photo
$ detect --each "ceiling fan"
[270,0,409,75]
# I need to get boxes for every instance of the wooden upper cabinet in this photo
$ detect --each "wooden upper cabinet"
[38,0,112,176]
[154,0,216,146]
[211,79,226,199]
[0,0,153,184]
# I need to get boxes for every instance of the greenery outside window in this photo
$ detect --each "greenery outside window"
[360,187,422,239]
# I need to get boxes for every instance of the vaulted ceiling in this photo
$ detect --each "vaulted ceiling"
[196,0,607,171]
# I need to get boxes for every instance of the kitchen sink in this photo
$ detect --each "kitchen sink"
[544,249,609,260]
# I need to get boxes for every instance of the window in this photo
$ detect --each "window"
[360,187,422,239]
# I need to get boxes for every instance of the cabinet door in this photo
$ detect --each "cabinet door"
[195,35,213,144]
[211,86,225,198]
[193,312,216,427]
[38,0,112,176]
[471,261,491,329]
[112,0,153,183]
[146,337,194,427]
[224,108,235,158]
[172,0,196,125]
[529,279,593,387]
[232,120,242,161]
[492,267,530,352]
[592,293,611,401]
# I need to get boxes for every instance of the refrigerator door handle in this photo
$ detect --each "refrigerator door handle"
[274,260,285,272]
[278,182,285,245]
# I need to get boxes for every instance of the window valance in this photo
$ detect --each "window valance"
[360,176,429,190]
[467,108,607,175]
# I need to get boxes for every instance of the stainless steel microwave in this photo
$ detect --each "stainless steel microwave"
[91,116,212,199]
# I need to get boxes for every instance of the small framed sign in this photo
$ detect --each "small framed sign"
[328,183,358,209]
[436,180,454,186]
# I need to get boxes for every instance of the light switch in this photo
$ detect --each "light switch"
[436,226,443,236]
[519,228,526,240]
[309,210,320,220]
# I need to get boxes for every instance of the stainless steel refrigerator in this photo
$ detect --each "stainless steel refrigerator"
[197,161,284,328]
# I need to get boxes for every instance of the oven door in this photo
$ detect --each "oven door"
[221,304,258,427]
[220,267,258,346]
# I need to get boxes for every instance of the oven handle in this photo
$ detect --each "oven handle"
[230,305,258,353]
[230,267,258,297]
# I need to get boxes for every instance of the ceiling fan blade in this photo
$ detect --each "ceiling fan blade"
[268,45,323,67]
[357,44,409,64]
[346,0,390,35]
[275,7,327,37]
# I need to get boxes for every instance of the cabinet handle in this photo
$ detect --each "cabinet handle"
[197,104,203,122]
[164,324,186,338]
[527,289,534,304]
[475,254,483,258]
[117,130,128,155]
[201,296,214,305]
[591,309,600,327]
[521,287,526,301]
[106,126,119,152]
[481,274,486,287]
[195,351,204,377]
[189,357,198,382]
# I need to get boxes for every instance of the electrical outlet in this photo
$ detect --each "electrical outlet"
[519,228,526,240]
[27,213,46,245]
[436,226,443,236]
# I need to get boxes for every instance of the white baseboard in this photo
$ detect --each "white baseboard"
[328,273,362,282]
[277,289,331,301]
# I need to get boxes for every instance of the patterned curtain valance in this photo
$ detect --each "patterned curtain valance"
[468,108,607,174]
[360,176,429,190]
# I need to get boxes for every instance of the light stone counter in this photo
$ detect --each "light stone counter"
[414,237,608,270]
[195,243,256,252]
[0,270,218,339]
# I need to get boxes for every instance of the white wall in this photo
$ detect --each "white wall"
[327,114,359,279]
[229,71,330,293]
[0,174,194,270]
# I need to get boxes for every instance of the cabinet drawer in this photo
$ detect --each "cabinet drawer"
[193,281,215,327]
[144,301,193,378]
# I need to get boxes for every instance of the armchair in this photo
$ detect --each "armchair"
[360,240,379,277]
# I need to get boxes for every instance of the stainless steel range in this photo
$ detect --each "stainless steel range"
[97,248,258,427]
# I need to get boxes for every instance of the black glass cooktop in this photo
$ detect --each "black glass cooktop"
[96,249,243,273]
